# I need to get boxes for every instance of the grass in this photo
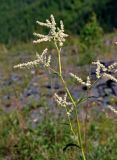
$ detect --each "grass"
[0,106,117,160]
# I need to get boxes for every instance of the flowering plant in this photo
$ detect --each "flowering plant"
[14,15,117,160]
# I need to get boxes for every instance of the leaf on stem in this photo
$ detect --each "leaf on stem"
[63,143,81,152]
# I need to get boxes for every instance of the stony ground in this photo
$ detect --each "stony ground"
[0,35,117,125]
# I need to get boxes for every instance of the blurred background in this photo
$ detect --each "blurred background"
[0,0,117,44]
[0,0,117,159]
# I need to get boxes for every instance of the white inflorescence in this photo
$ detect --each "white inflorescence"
[92,60,117,83]
[108,105,117,115]
[33,14,68,47]
[103,73,117,83]
[96,62,101,78]
[108,62,117,72]
[14,59,40,69]
[92,60,107,78]
[36,48,51,67]
[54,93,73,116]
[70,73,91,87]
[14,48,51,69]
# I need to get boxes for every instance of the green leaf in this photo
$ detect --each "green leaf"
[63,143,81,152]
[76,96,96,105]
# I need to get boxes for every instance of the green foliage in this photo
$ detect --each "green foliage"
[80,13,103,47]
[78,14,103,65]
[0,109,79,160]
[87,113,117,160]
[0,109,117,159]
[92,0,117,31]
[0,0,117,44]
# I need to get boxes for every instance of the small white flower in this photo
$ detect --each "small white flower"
[33,118,38,123]
[54,93,73,116]
[67,106,74,116]
[70,73,91,87]
[14,59,40,69]
[96,62,101,78]
[103,73,117,83]
[92,60,117,83]
[54,93,72,107]
[108,105,117,115]
[92,60,107,78]
[108,62,117,73]
[14,48,51,69]
[33,14,68,47]
[86,76,91,86]
[36,48,51,67]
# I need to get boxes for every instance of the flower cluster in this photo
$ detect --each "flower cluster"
[14,48,51,69]
[36,48,51,67]
[108,105,117,115]
[54,93,73,116]
[108,62,117,72]
[92,60,107,78]
[70,73,91,87]
[92,60,117,82]
[33,14,68,47]
[103,73,117,83]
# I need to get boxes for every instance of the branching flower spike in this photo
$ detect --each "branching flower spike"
[54,93,72,107]
[54,93,73,116]
[14,48,51,69]
[33,14,68,47]
[92,60,117,82]
[70,73,91,87]
[108,105,117,115]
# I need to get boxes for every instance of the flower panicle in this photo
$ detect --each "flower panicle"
[54,93,72,107]
[103,73,117,83]
[33,35,51,44]
[33,14,68,47]
[36,48,47,58]
[14,48,51,69]
[108,105,117,115]
[92,60,117,82]
[67,106,74,116]
[54,93,73,116]
[108,62,117,70]
[86,76,91,86]
[92,60,107,78]
[13,59,40,69]
[70,73,91,87]
[96,62,101,78]
[60,20,64,31]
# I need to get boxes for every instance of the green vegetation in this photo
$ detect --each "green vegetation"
[0,0,117,44]
[0,1,117,159]
[79,13,103,65]
[0,108,117,160]
[7,14,117,160]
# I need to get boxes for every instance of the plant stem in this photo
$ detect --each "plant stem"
[61,76,86,160]
[64,106,76,139]
[54,41,62,75]
[54,41,86,160]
